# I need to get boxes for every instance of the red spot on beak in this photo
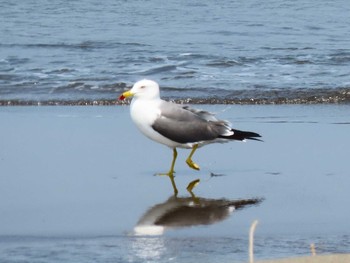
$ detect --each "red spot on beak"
[119,95,125,100]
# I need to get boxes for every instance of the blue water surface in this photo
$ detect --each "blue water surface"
[1,0,350,101]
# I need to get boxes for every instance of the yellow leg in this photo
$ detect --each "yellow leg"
[186,144,200,170]
[167,148,178,175]
[156,148,178,176]
[167,148,178,196]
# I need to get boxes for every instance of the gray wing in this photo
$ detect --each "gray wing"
[152,101,232,144]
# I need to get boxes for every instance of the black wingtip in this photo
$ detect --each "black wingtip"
[221,129,263,142]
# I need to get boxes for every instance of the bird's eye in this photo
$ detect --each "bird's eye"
[140,86,145,89]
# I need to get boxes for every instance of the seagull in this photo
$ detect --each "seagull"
[119,79,261,194]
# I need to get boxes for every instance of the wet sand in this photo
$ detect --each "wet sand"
[0,105,349,262]
[258,254,350,263]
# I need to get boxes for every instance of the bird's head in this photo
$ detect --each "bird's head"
[119,79,160,101]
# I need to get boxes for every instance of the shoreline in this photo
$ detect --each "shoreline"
[1,105,349,261]
[1,97,350,106]
[1,87,350,106]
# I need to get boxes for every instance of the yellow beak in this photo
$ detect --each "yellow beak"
[119,90,134,100]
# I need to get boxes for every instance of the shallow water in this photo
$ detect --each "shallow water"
[1,1,350,103]
[0,105,349,262]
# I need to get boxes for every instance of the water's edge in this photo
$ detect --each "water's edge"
[2,87,350,106]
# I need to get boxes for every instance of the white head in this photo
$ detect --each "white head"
[119,79,160,101]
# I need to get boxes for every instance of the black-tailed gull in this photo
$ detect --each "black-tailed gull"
[119,79,261,194]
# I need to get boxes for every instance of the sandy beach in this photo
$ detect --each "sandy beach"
[0,104,349,262]
[258,254,350,263]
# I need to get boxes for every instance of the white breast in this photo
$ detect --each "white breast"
[130,98,181,148]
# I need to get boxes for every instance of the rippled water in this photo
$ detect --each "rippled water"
[1,0,350,104]
[1,235,349,263]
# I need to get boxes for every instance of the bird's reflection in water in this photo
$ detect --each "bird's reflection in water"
[134,187,263,236]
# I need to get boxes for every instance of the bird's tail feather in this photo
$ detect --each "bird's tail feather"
[220,129,262,141]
